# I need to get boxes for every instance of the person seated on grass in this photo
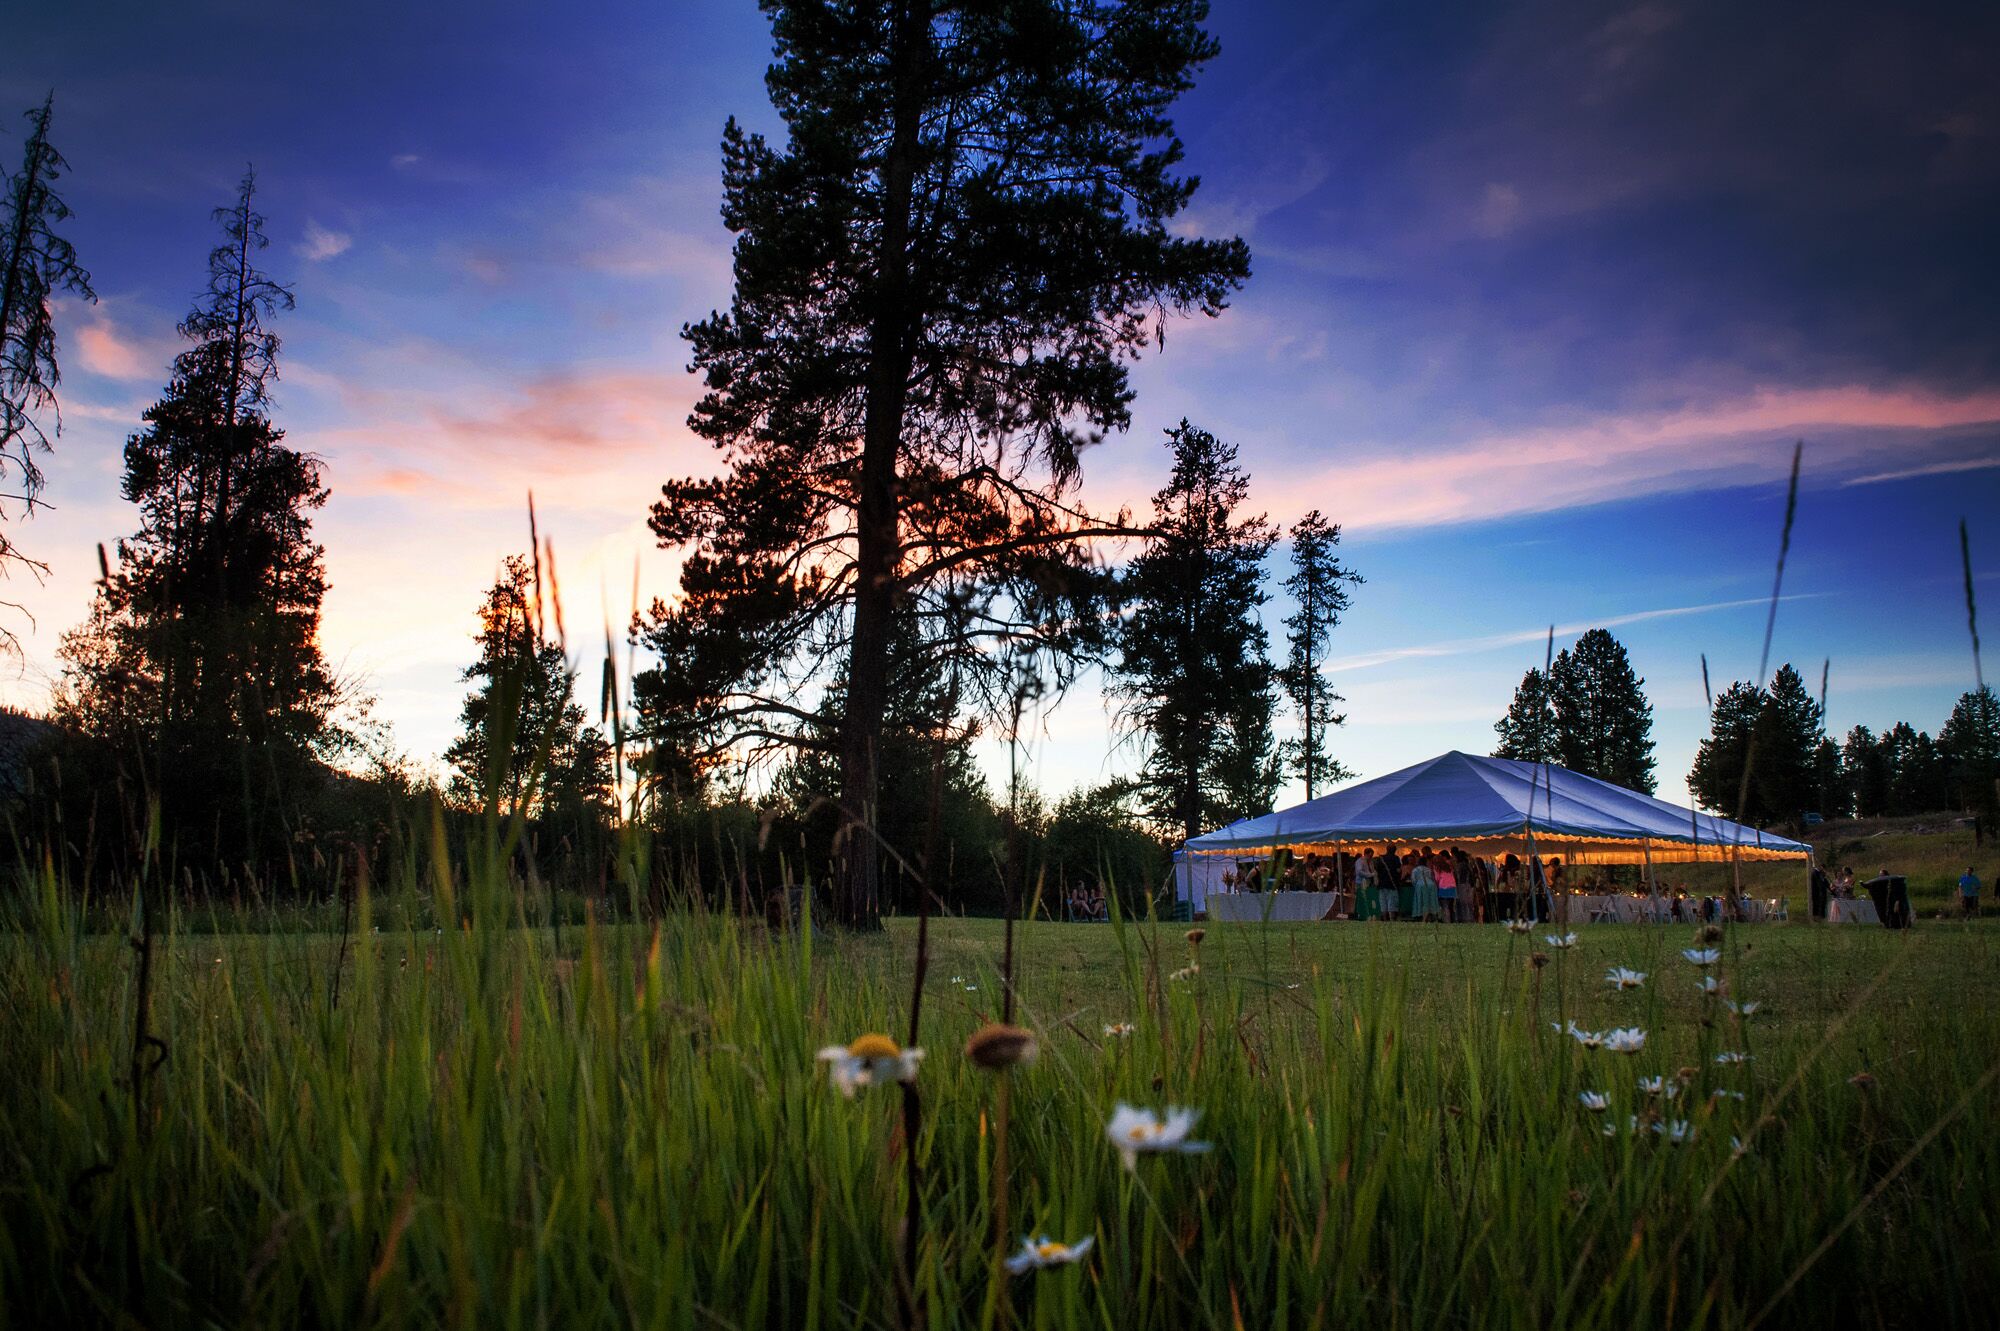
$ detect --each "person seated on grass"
[1961,866,1982,919]
[1064,882,1086,920]
[1086,883,1108,921]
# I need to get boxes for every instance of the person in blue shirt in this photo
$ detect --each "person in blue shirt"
[1960,866,1982,919]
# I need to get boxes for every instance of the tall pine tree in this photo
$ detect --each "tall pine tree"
[1114,420,1277,840]
[56,170,342,864]
[637,0,1249,925]
[1842,725,1889,816]
[1549,628,1656,791]
[1940,686,2000,824]
[0,95,95,629]
[1687,664,1823,828]
[1277,509,1360,799]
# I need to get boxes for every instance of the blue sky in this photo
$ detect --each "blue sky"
[5,0,1997,811]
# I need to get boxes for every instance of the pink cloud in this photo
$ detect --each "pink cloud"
[1305,384,2000,530]
[69,304,173,382]
[427,370,704,462]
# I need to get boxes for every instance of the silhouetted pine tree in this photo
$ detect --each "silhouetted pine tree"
[1688,664,1823,827]
[55,170,343,865]
[1114,420,1277,841]
[0,94,94,629]
[637,0,1249,925]
[1549,628,1656,791]
[1940,686,2000,825]
[1493,667,1560,765]
[1278,509,1361,799]
[445,554,613,824]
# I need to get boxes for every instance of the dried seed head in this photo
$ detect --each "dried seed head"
[963,1023,1037,1071]
[1849,1071,1876,1091]
[1697,924,1724,944]
[1184,928,1206,946]
[1530,952,1551,969]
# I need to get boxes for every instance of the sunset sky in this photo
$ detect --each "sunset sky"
[6,0,1997,811]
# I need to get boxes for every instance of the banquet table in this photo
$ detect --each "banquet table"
[1562,894,1778,923]
[1827,897,1881,925]
[1207,891,1339,923]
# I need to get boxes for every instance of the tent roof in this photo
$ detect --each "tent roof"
[1182,751,1810,863]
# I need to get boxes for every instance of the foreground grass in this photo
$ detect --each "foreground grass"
[5,873,1999,1329]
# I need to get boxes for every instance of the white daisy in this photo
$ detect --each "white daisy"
[1730,1136,1751,1158]
[1602,1028,1647,1055]
[1682,948,1722,967]
[1656,1119,1695,1144]
[1506,919,1534,935]
[1714,1050,1752,1066]
[1570,1026,1607,1051]
[1696,975,1722,995]
[1544,933,1579,950]
[1711,1088,1747,1102]
[1106,1103,1211,1171]
[1169,964,1200,982]
[815,1033,924,1098]
[1004,1234,1095,1274]
[1578,1090,1609,1111]
[1724,999,1760,1016]
[1637,1075,1680,1100]
[1604,966,1647,991]
[1102,1022,1136,1039]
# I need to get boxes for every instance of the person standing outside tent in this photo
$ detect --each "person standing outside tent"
[1961,866,1983,919]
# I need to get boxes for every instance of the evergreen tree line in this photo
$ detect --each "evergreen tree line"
[1688,666,1997,831]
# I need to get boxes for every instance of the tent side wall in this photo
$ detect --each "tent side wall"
[1172,852,1238,912]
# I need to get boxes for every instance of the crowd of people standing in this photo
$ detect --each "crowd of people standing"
[1219,845,1570,923]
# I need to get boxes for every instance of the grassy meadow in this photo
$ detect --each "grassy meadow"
[4,852,1999,1329]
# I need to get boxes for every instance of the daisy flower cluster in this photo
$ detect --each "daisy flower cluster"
[1557,1021,1646,1055]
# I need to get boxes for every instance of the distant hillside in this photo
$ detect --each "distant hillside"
[1805,813,1993,910]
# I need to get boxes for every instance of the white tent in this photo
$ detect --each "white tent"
[1180,751,1810,880]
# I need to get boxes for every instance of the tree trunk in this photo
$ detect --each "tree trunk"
[837,0,926,930]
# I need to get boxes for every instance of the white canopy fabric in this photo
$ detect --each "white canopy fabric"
[1182,751,1811,865]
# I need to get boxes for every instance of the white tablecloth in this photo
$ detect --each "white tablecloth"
[1827,897,1880,924]
[1207,892,1339,923]
[1564,895,1778,923]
